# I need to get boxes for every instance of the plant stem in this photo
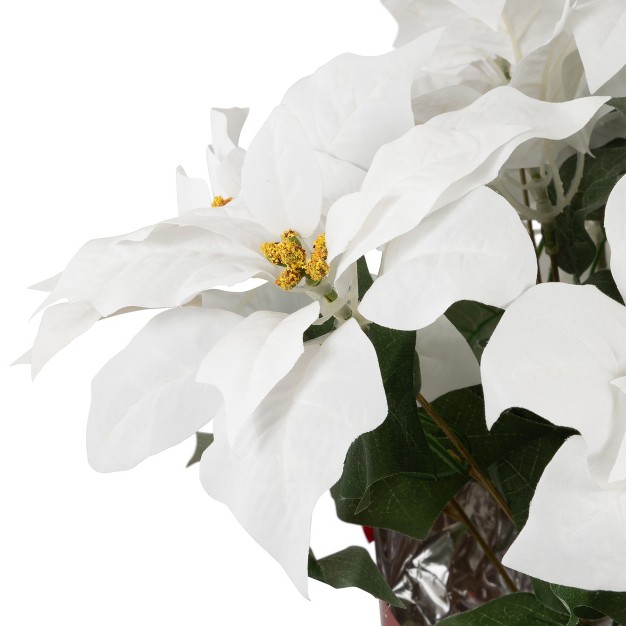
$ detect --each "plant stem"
[519,170,542,284]
[541,221,561,282]
[446,498,518,593]
[417,393,515,524]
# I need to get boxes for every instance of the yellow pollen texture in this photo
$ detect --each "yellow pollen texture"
[212,195,233,207]
[275,268,303,290]
[261,230,330,291]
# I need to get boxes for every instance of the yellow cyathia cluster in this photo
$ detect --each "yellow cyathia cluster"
[305,233,329,282]
[261,230,330,290]
[211,195,233,207]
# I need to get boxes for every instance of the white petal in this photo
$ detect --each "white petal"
[358,187,536,330]
[481,283,626,484]
[31,301,101,377]
[282,29,442,170]
[201,282,312,317]
[328,88,607,277]
[416,315,481,402]
[446,0,506,31]
[242,106,321,238]
[196,302,320,445]
[11,350,32,366]
[87,307,241,472]
[43,223,269,317]
[209,107,249,160]
[199,319,387,595]
[604,174,626,303]
[503,436,626,592]
[315,152,365,213]
[206,146,245,199]
[381,0,509,59]
[571,0,626,93]
[29,273,61,292]
[501,0,569,60]
[175,166,212,214]
[510,33,580,102]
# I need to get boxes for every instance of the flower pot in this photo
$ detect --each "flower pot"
[375,482,530,626]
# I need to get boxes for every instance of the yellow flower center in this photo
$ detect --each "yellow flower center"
[212,195,233,207]
[261,230,330,290]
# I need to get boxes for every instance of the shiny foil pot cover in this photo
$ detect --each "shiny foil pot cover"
[375,482,531,626]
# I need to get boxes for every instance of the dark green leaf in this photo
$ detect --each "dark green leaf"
[422,386,573,473]
[303,315,335,341]
[335,324,435,508]
[584,269,624,304]
[308,547,404,608]
[495,433,572,528]
[555,139,626,276]
[532,578,569,615]
[445,301,504,361]
[419,386,573,529]
[356,255,374,299]
[438,593,571,625]
[331,472,467,540]
[609,97,626,118]
[551,585,626,625]
[186,432,214,467]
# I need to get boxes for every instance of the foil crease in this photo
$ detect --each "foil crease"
[375,482,531,626]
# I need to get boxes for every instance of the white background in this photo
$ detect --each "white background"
[1,1,397,625]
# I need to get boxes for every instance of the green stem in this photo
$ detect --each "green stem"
[541,221,561,283]
[446,498,518,593]
[417,393,515,524]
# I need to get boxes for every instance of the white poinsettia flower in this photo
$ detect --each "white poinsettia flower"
[176,107,249,213]
[325,87,608,331]
[480,174,626,590]
[384,0,626,96]
[197,314,387,597]
[27,105,347,376]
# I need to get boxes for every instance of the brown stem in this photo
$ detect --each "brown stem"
[447,498,518,593]
[417,393,515,524]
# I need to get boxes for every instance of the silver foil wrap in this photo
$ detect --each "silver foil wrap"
[375,482,531,626]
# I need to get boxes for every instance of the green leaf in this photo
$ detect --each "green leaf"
[438,593,571,626]
[445,301,504,361]
[422,386,573,474]
[303,315,335,341]
[356,255,374,300]
[331,472,467,540]
[551,585,626,625]
[495,432,572,528]
[608,97,626,118]
[308,547,404,608]
[531,578,570,615]
[186,432,214,467]
[335,324,435,508]
[419,386,573,529]
[584,268,624,304]
[555,139,626,276]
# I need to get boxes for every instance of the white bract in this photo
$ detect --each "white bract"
[176,107,249,213]
[326,87,608,331]
[383,0,626,97]
[25,92,399,595]
[481,174,626,590]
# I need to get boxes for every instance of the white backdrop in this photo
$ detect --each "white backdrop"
[1,1,398,625]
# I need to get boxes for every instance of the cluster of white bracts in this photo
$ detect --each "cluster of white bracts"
[23,0,626,595]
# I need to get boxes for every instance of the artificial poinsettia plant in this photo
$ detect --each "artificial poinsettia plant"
[19,1,626,624]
